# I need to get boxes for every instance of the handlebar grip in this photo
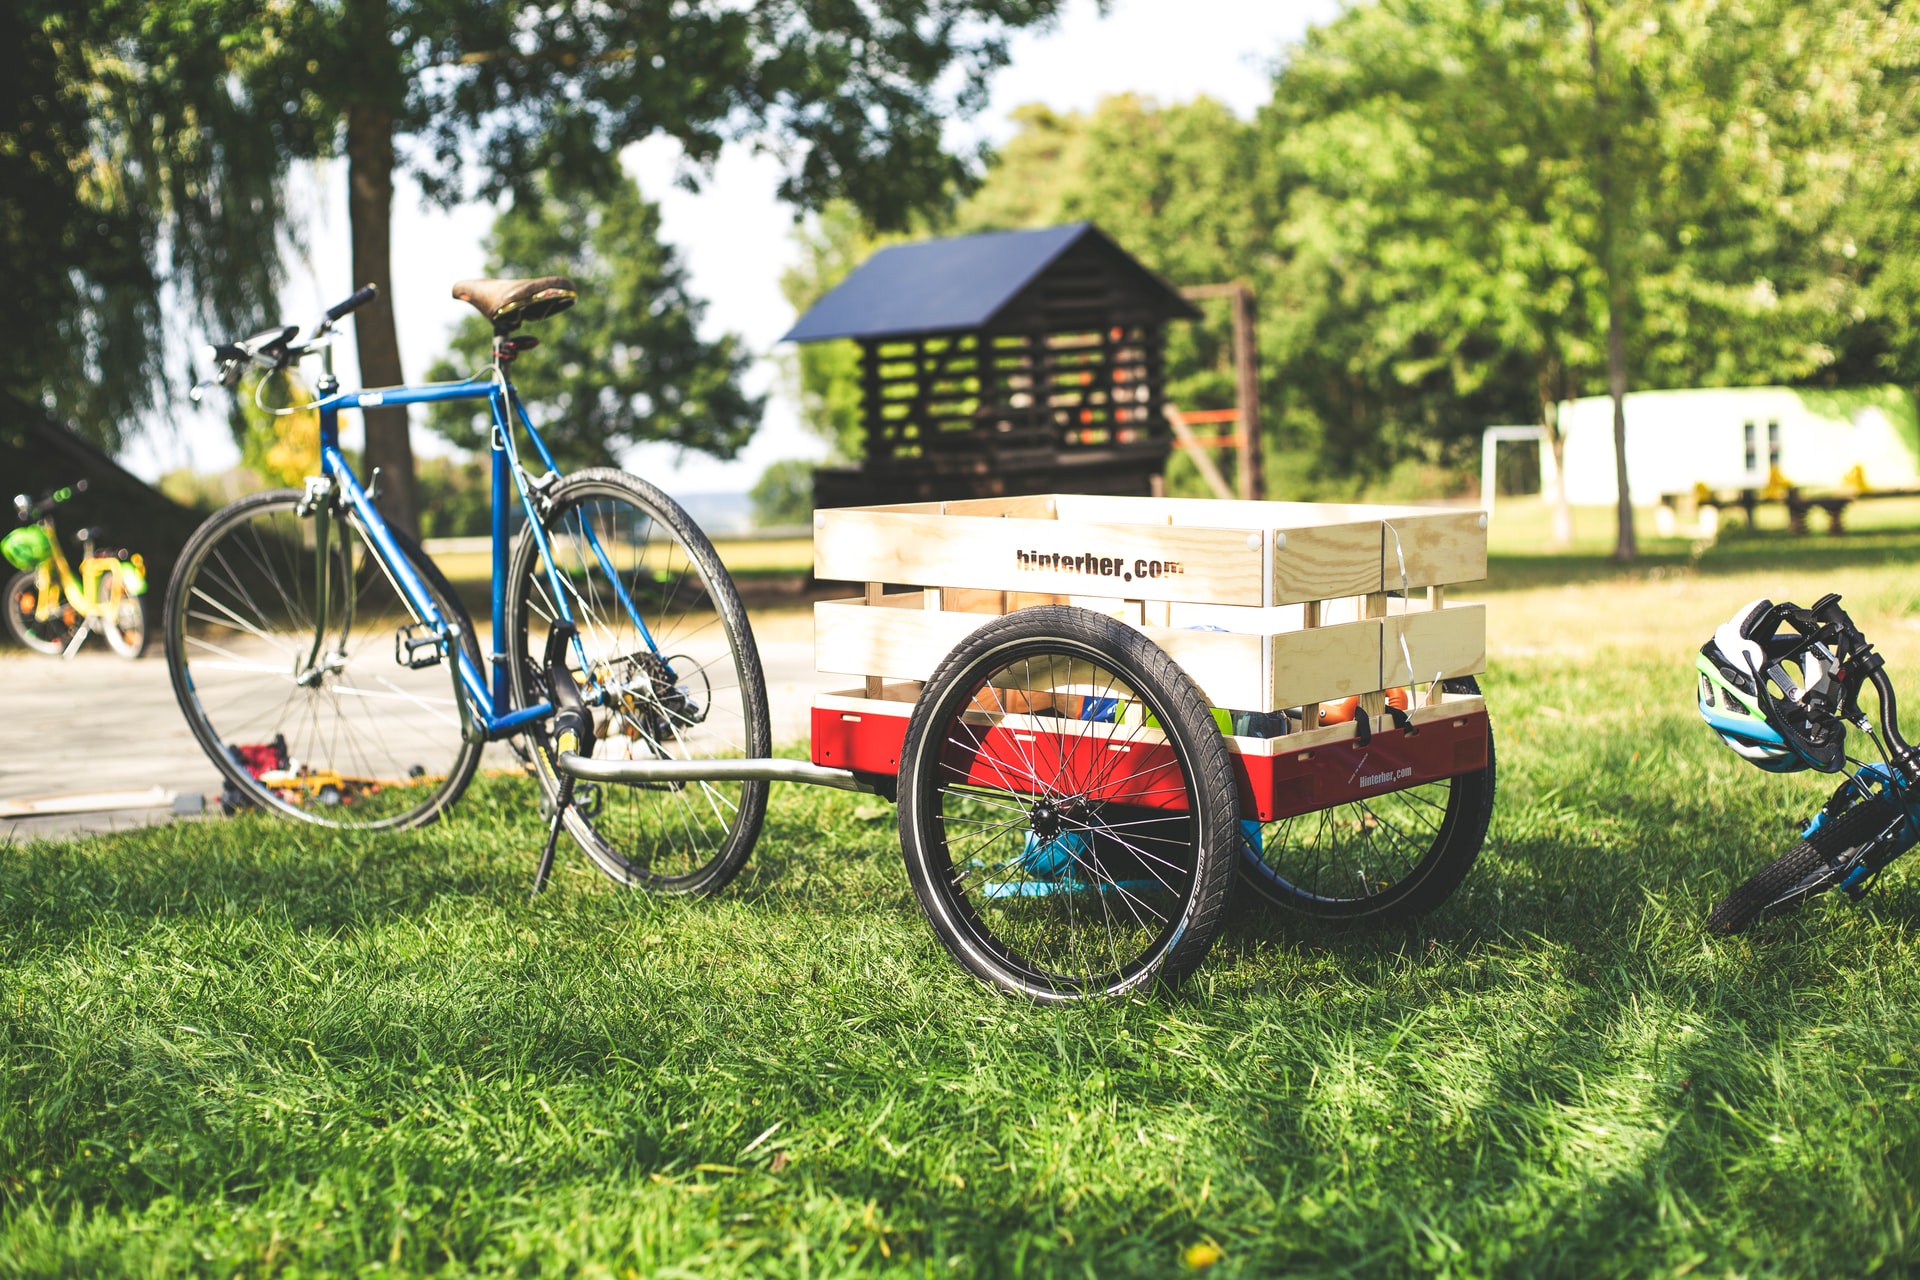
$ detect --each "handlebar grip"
[325,284,379,322]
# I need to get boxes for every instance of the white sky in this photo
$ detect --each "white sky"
[123,0,1341,494]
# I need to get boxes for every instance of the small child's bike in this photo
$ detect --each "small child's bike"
[4,480,150,659]
[1698,593,1920,932]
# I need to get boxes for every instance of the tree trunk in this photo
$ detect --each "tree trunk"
[1583,0,1634,563]
[1607,290,1635,561]
[1538,358,1574,549]
[345,101,418,539]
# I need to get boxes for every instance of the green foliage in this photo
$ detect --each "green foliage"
[23,0,1075,460]
[779,203,914,462]
[412,455,496,540]
[232,370,322,489]
[428,177,761,472]
[749,459,815,528]
[2,0,293,450]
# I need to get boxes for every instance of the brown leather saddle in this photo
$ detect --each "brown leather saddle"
[451,276,578,327]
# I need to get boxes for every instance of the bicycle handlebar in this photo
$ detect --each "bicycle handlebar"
[325,284,378,323]
[1801,593,1917,770]
[14,479,87,521]
[193,285,377,400]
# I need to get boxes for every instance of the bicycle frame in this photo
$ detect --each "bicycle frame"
[22,521,136,626]
[307,365,662,743]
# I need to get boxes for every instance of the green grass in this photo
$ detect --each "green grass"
[8,535,1920,1276]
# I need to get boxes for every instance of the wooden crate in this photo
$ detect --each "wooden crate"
[811,494,1487,716]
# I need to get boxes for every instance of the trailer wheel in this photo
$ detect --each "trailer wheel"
[897,607,1239,1001]
[1239,676,1495,925]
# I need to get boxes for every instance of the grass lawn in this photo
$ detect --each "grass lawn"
[6,514,1920,1276]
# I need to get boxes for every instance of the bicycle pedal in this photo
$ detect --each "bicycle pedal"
[395,621,447,669]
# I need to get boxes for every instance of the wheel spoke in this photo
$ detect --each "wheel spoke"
[167,496,477,829]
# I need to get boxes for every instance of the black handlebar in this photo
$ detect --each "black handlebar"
[1798,593,1916,767]
[325,284,378,322]
[16,479,86,520]
[200,289,373,390]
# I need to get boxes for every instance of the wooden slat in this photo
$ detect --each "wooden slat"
[1381,604,1486,688]
[1380,510,1487,589]
[1139,626,1267,709]
[1269,618,1381,711]
[815,599,990,682]
[1163,406,1235,502]
[814,509,1267,606]
[938,495,1061,519]
[864,582,885,697]
[1272,523,1384,604]
[818,598,1378,713]
[1225,691,1486,756]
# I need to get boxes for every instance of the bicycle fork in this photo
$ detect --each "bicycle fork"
[296,480,355,688]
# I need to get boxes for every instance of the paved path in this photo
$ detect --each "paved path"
[1,612,841,842]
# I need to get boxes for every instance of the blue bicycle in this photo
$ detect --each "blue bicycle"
[164,279,772,893]
[1700,593,1920,931]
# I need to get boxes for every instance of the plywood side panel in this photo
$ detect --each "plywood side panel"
[1381,604,1486,686]
[1269,618,1382,710]
[813,600,987,681]
[1271,523,1384,604]
[1136,627,1267,710]
[814,510,1266,605]
[1380,510,1487,589]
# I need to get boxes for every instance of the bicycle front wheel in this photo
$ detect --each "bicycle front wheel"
[507,468,771,894]
[1708,792,1905,934]
[164,489,484,829]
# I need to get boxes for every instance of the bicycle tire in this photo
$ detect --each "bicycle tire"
[896,607,1240,1002]
[5,568,76,655]
[1239,676,1495,925]
[1708,792,1905,934]
[165,488,485,829]
[97,568,148,659]
[506,468,771,895]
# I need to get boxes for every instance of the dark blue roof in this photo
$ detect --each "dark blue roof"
[781,222,1196,343]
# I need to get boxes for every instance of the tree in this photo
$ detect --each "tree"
[3,0,296,450]
[778,203,906,463]
[428,176,759,472]
[33,0,1079,534]
[750,459,815,527]
[1257,0,1878,553]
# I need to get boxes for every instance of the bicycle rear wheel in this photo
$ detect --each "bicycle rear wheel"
[164,489,484,829]
[507,468,771,894]
[5,569,76,655]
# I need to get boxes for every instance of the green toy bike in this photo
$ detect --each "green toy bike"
[3,480,150,659]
